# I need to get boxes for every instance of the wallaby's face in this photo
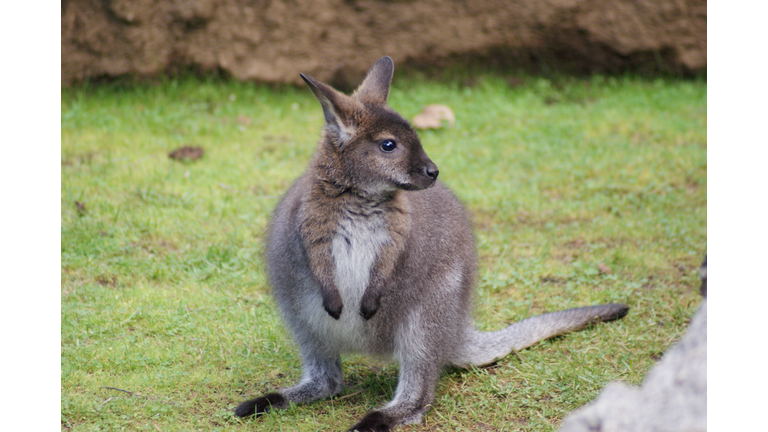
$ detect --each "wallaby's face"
[336,105,438,194]
[301,57,438,196]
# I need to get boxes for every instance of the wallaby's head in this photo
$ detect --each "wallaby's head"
[301,57,438,197]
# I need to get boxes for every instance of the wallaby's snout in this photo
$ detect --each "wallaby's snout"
[413,157,438,189]
[423,161,439,181]
[401,149,438,191]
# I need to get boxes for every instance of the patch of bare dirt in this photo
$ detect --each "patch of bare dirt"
[62,0,706,86]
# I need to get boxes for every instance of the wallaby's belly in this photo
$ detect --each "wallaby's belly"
[301,210,392,354]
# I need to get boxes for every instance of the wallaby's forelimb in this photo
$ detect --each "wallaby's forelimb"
[359,243,400,319]
[358,196,410,320]
[313,256,344,320]
[299,203,345,319]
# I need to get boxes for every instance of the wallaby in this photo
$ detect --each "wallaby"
[233,57,629,431]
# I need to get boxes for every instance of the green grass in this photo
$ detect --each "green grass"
[61,71,706,431]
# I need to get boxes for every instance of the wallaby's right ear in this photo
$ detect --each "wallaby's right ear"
[354,56,394,105]
[300,73,357,145]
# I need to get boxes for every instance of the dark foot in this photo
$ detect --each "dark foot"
[234,392,286,418]
[348,411,394,432]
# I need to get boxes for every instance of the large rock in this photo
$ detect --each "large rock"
[558,299,707,432]
[61,0,706,86]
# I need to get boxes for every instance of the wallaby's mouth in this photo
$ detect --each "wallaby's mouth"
[398,181,434,191]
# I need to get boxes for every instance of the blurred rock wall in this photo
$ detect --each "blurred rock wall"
[61,0,706,86]
[558,300,707,432]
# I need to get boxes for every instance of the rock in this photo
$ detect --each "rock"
[557,299,707,432]
[61,0,706,86]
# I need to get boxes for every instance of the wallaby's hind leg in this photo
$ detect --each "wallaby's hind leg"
[235,349,343,418]
[349,308,450,432]
[348,358,441,432]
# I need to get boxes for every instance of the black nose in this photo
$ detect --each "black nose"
[423,163,439,180]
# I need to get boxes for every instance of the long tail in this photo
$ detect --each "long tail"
[451,303,629,368]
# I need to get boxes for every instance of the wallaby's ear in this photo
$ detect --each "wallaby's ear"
[300,73,357,144]
[353,56,394,105]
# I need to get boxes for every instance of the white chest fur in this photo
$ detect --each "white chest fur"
[310,208,390,352]
[332,210,389,301]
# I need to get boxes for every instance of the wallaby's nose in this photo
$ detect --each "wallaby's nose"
[423,163,439,180]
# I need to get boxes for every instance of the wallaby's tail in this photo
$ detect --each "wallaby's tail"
[451,303,629,368]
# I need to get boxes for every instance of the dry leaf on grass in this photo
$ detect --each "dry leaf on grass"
[597,263,612,275]
[412,104,455,129]
[169,146,204,161]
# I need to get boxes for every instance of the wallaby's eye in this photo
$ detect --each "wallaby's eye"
[379,139,397,153]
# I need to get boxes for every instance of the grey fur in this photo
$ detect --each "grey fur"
[234,57,629,431]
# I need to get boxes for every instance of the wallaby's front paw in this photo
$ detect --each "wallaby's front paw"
[234,392,286,418]
[359,292,381,320]
[322,292,344,320]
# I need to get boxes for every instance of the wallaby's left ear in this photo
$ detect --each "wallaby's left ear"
[354,56,394,105]
[300,73,357,144]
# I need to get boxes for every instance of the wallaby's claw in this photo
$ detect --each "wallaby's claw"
[324,304,342,320]
[322,294,343,320]
[359,293,381,320]
[359,305,378,320]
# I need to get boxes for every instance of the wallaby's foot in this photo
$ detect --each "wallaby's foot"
[233,393,286,418]
[348,411,394,432]
[234,353,343,418]
[322,290,344,319]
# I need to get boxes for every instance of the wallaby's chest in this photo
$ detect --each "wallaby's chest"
[331,209,390,300]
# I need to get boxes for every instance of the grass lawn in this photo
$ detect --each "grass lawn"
[61,70,706,431]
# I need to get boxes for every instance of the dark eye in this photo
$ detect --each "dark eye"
[379,139,397,152]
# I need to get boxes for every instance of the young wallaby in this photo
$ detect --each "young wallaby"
[233,57,629,431]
